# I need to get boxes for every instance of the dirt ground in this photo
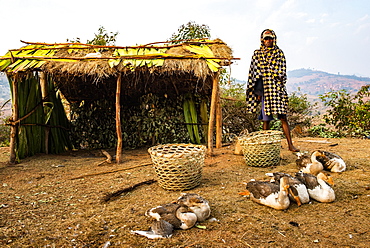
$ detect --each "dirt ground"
[0,137,369,248]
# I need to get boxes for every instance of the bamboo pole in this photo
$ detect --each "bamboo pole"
[207,73,219,154]
[40,72,49,154]
[9,74,18,164]
[215,89,222,148]
[115,73,123,164]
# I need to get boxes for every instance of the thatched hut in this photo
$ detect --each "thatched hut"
[0,39,238,164]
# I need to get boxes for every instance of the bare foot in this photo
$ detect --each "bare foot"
[289,145,300,152]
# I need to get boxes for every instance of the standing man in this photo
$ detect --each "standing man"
[246,29,299,152]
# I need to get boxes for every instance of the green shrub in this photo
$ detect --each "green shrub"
[319,85,370,137]
[0,121,10,146]
[308,124,341,138]
[0,100,10,147]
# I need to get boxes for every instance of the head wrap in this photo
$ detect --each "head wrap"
[260,29,277,49]
[245,29,288,116]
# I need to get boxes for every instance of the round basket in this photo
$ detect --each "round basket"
[238,130,283,167]
[148,143,206,191]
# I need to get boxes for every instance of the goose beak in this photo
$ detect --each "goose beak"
[238,190,250,196]
[327,176,335,186]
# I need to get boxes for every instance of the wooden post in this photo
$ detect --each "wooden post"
[115,73,123,163]
[40,71,50,154]
[9,74,18,164]
[215,89,222,148]
[207,73,219,154]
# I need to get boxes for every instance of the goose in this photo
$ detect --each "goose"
[295,172,335,203]
[297,150,324,175]
[312,150,346,173]
[266,172,309,206]
[131,218,174,239]
[131,203,197,239]
[240,177,291,210]
[295,151,311,168]
[176,193,211,222]
[132,193,210,239]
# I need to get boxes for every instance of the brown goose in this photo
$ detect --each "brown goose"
[240,177,291,210]
[266,172,309,206]
[295,172,335,203]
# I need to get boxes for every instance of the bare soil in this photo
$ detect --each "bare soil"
[1,137,370,248]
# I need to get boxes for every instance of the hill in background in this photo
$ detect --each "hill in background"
[287,68,370,95]
[285,69,370,113]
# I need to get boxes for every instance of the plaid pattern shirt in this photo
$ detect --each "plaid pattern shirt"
[245,29,288,116]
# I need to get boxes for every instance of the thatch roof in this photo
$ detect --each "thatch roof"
[0,39,237,102]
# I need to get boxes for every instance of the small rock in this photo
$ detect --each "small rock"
[289,221,299,227]
[208,217,219,222]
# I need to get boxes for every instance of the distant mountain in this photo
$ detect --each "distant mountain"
[286,68,370,96]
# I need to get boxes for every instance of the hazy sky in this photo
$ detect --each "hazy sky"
[1,0,369,80]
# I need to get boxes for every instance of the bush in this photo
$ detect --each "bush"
[287,90,317,128]
[0,99,10,146]
[0,124,10,147]
[318,85,370,137]
[308,124,341,138]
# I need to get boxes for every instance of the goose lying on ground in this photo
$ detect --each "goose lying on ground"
[176,193,211,222]
[296,150,324,175]
[240,177,291,210]
[295,172,335,203]
[266,172,309,206]
[131,193,210,239]
[313,150,346,173]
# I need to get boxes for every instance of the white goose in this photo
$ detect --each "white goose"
[295,172,335,203]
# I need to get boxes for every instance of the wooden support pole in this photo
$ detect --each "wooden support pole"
[115,73,123,163]
[40,71,50,154]
[207,73,219,154]
[9,74,18,164]
[215,89,222,148]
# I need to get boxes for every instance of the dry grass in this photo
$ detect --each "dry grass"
[0,137,370,247]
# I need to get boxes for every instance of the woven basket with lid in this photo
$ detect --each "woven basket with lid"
[238,130,283,167]
[148,143,206,191]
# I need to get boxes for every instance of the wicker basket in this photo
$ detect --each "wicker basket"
[238,130,283,167]
[148,143,206,191]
